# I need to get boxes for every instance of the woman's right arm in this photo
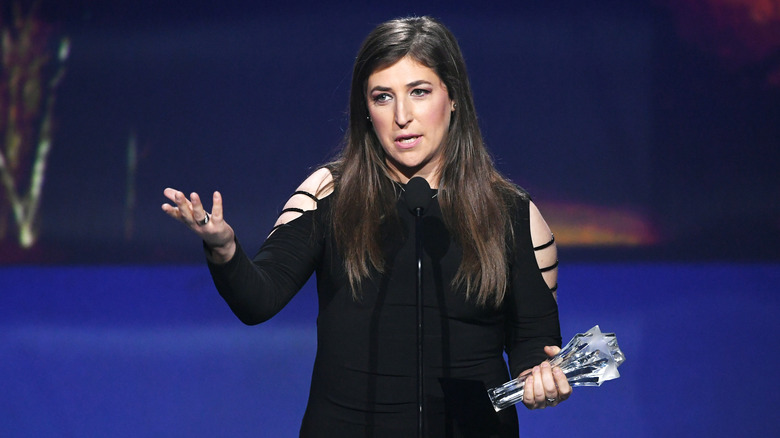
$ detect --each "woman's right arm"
[161,169,333,324]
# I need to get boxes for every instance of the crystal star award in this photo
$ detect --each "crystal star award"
[487,325,625,411]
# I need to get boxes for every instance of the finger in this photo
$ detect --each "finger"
[162,188,182,216]
[190,192,203,211]
[522,375,535,408]
[163,189,196,223]
[540,362,558,401]
[545,345,561,357]
[172,190,195,223]
[532,366,546,407]
[174,189,192,208]
[553,366,572,401]
[163,187,180,203]
[212,191,223,221]
[190,192,213,226]
[161,202,179,219]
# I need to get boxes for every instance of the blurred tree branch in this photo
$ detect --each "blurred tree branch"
[0,1,68,247]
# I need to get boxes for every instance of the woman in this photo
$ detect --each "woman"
[163,16,571,437]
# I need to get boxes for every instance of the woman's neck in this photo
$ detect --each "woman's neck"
[386,168,440,189]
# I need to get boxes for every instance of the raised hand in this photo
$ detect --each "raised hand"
[161,188,236,263]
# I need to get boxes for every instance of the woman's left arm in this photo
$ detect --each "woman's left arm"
[505,199,571,409]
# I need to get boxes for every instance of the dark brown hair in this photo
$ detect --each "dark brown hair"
[328,16,525,307]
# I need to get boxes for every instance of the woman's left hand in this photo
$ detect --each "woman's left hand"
[521,345,572,409]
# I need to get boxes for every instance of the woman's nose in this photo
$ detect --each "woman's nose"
[394,98,412,128]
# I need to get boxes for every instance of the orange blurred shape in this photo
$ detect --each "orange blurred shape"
[542,201,660,247]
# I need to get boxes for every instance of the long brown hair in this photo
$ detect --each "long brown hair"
[328,16,525,307]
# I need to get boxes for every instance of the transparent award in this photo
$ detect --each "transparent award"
[487,325,625,411]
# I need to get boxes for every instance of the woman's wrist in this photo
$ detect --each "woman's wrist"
[205,237,236,264]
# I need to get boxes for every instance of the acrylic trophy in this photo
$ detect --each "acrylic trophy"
[487,325,625,411]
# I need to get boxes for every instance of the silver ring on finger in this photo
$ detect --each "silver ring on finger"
[197,212,211,226]
[546,397,556,404]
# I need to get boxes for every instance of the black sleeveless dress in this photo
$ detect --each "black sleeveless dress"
[208,187,561,437]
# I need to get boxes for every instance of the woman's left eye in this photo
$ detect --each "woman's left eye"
[411,89,431,97]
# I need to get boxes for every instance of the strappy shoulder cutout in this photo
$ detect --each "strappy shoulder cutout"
[538,258,558,273]
[533,234,555,251]
[271,168,334,233]
[529,201,559,301]
[292,190,320,203]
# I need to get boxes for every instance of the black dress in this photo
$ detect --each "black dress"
[208,187,561,437]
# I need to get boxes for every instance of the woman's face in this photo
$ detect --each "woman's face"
[366,56,455,187]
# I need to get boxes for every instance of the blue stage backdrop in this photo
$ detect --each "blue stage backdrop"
[2,263,778,437]
[1,1,779,437]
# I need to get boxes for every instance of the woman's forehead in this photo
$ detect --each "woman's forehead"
[366,56,443,88]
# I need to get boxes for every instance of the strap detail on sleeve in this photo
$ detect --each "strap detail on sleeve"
[533,234,555,251]
[281,207,305,215]
[539,260,558,273]
[292,191,319,203]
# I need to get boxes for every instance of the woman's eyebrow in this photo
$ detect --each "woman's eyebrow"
[369,85,392,93]
[369,80,433,94]
[406,80,432,88]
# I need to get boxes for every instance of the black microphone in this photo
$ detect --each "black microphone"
[405,176,433,214]
[404,176,430,438]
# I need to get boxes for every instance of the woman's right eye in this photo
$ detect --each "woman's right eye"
[372,93,391,103]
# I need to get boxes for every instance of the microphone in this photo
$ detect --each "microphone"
[405,176,433,214]
[403,176,431,438]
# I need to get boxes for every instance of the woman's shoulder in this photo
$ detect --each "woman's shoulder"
[297,167,335,201]
[271,168,334,230]
[498,183,549,232]
[497,183,552,241]
[495,180,530,211]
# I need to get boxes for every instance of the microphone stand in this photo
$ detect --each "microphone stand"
[404,176,432,438]
[414,205,424,438]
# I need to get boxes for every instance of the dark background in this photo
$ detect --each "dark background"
[2,1,779,437]
[2,0,778,263]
